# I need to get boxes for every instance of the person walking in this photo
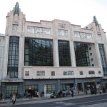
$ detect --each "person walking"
[12,93,16,104]
[71,88,74,97]
[70,87,74,97]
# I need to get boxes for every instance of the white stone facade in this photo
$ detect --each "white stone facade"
[4,16,105,80]
[0,3,107,98]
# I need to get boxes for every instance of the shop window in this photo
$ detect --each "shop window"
[24,38,53,66]
[46,84,55,93]
[58,40,71,66]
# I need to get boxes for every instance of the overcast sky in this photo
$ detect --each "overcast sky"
[0,0,107,34]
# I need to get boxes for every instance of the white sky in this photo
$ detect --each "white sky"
[0,0,107,34]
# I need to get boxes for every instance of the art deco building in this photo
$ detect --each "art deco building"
[0,2,107,98]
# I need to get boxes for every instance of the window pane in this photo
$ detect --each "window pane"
[24,38,53,66]
[58,40,71,66]
[7,36,19,78]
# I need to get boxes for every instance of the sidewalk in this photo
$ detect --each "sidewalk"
[0,93,107,106]
[0,93,84,104]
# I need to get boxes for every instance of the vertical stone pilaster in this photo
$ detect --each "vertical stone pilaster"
[95,43,102,68]
[3,36,9,79]
[70,41,76,67]
[53,39,59,67]
[44,85,47,97]
[82,82,85,93]
[18,37,24,79]
[104,43,107,65]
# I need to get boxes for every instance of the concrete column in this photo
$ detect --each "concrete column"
[104,43,107,64]
[53,39,59,67]
[102,43,107,76]
[70,41,76,67]
[82,82,85,93]
[95,43,102,68]
[18,36,24,79]
[0,46,4,80]
[3,36,9,79]
[44,85,47,97]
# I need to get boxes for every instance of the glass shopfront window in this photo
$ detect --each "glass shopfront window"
[58,40,71,66]
[24,38,53,66]
[7,36,19,78]
[6,85,18,98]
[74,42,91,66]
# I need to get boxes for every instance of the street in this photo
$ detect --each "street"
[1,94,107,107]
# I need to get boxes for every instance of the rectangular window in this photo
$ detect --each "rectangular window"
[51,71,55,76]
[63,71,67,75]
[74,42,91,66]
[58,29,68,36]
[58,40,71,66]
[7,36,19,78]
[89,71,95,74]
[24,38,53,66]
[42,28,51,35]
[35,27,42,34]
[12,24,18,31]
[63,71,74,75]
[98,44,107,76]
[27,26,34,33]
[46,84,55,93]
[25,71,29,76]
[86,33,92,39]
[80,32,86,39]
[74,31,80,38]
[74,32,92,39]
[37,71,45,76]
[80,71,83,75]
[6,85,18,98]
[98,71,101,74]
[27,26,51,35]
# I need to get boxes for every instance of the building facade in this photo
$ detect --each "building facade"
[0,2,107,98]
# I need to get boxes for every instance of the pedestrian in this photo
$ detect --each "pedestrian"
[12,93,16,104]
[70,88,74,97]
[71,89,74,97]
[37,91,40,98]
[100,89,102,94]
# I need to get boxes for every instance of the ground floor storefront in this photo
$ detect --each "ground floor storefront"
[0,77,106,98]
